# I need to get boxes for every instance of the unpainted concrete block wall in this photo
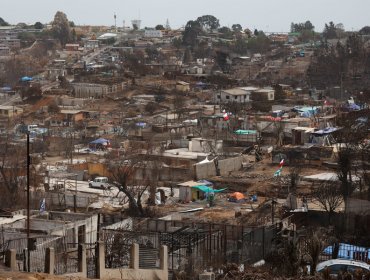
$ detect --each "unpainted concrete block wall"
[195,156,244,180]
[218,156,243,176]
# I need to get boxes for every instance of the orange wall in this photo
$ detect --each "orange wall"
[70,162,112,177]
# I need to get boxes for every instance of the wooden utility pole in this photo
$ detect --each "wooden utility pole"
[26,132,31,272]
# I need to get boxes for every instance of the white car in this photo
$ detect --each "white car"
[316,259,370,276]
[88,177,111,190]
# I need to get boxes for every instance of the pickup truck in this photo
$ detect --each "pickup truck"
[88,177,111,190]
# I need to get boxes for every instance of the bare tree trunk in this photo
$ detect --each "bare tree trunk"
[118,187,142,217]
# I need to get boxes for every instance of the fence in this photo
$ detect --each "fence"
[2,235,65,272]
[55,248,79,275]
[102,222,279,273]
[103,229,159,269]
[318,243,370,263]
[2,233,97,276]
[86,244,97,279]
[242,225,277,263]
[1,218,279,276]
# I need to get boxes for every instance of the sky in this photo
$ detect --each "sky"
[1,0,369,32]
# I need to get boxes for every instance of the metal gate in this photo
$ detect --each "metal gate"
[86,243,97,279]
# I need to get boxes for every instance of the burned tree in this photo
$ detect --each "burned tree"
[103,225,139,269]
[108,160,146,217]
[333,115,368,211]
[361,144,370,200]
[106,147,161,216]
[0,134,27,208]
[172,92,187,120]
[302,230,326,276]
[336,143,356,205]
[266,236,300,277]
[311,180,343,224]
[288,166,301,194]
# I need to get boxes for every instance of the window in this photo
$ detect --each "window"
[217,95,220,99]
[226,95,230,100]
[78,225,86,243]
[234,96,237,100]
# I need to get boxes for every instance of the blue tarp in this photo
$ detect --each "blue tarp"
[1,87,12,92]
[90,138,109,145]
[323,243,370,260]
[21,76,33,82]
[136,122,147,128]
[312,127,340,136]
[348,103,361,111]
[293,106,319,118]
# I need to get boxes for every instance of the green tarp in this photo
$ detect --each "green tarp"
[234,130,257,135]
[191,185,226,193]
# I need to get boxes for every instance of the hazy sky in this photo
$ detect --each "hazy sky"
[1,0,369,32]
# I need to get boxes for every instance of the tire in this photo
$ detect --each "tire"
[89,183,93,188]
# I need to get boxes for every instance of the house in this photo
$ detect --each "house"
[84,39,99,50]
[176,81,190,92]
[65,43,80,51]
[291,127,316,145]
[47,61,67,81]
[49,110,89,127]
[269,34,289,43]
[177,180,213,202]
[61,110,86,123]
[144,29,163,38]
[0,105,23,117]
[72,83,109,98]
[189,138,223,153]
[189,66,204,75]
[217,87,258,103]
[153,113,179,124]
[251,88,275,101]
[200,114,229,131]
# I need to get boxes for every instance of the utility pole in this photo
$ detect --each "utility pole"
[26,132,30,272]
[340,72,344,100]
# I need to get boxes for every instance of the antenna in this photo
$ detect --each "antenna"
[165,19,170,30]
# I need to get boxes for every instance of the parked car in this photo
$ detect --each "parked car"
[88,177,111,190]
[316,259,370,277]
